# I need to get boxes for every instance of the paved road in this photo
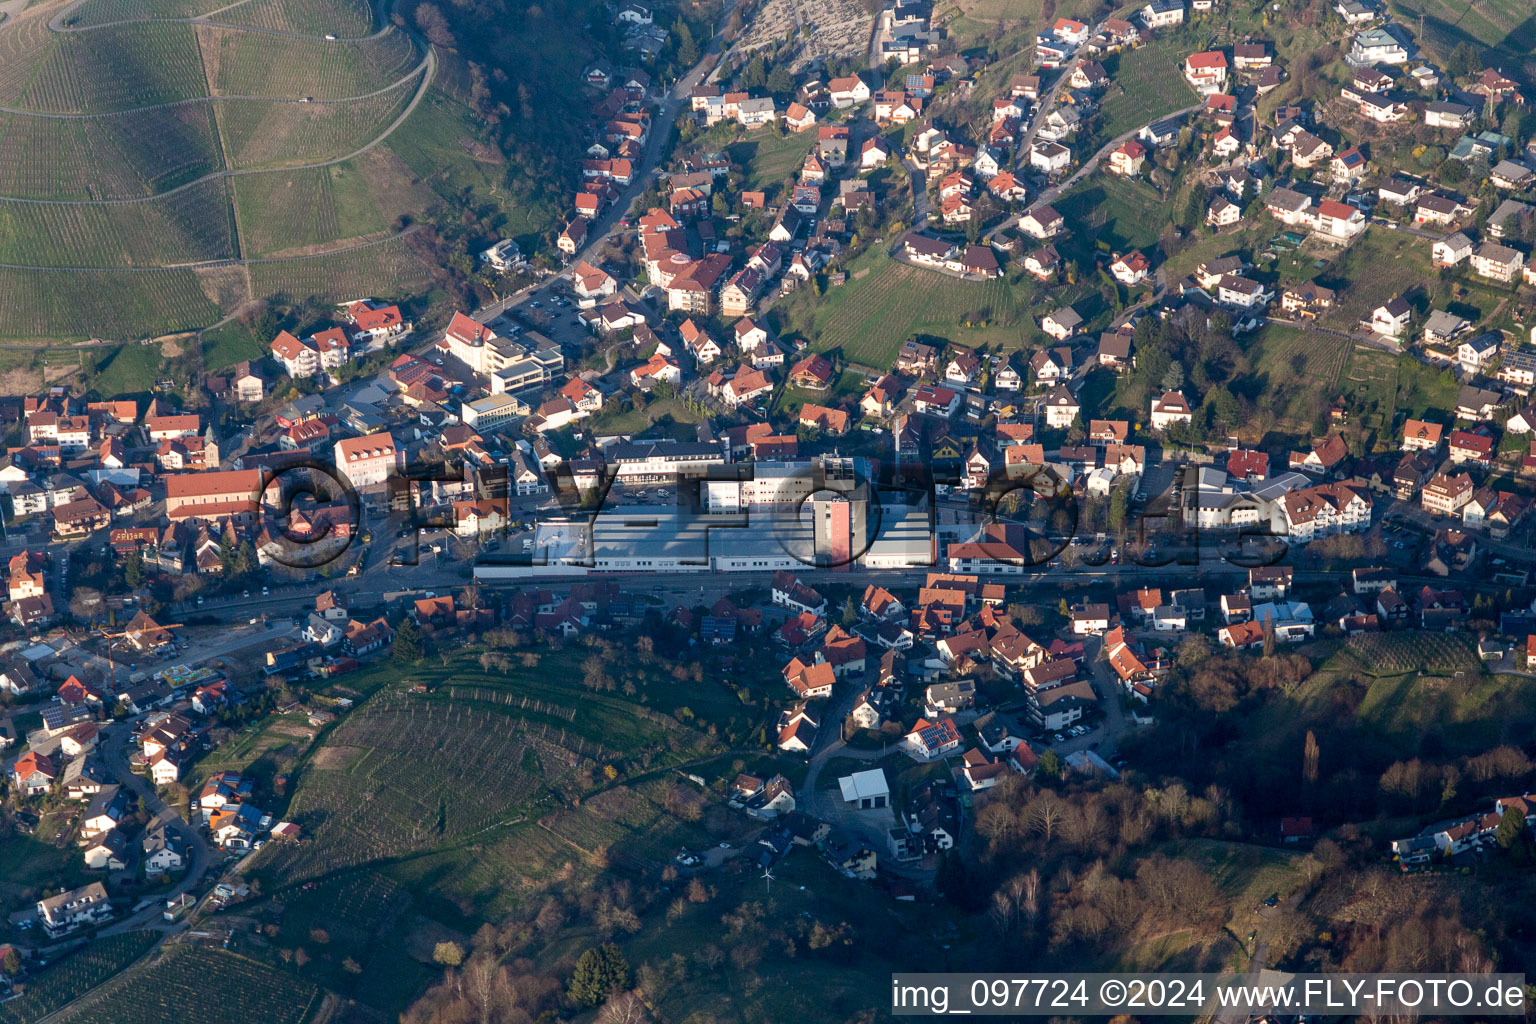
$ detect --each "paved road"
[795,671,940,881]
[470,0,741,326]
[93,719,216,934]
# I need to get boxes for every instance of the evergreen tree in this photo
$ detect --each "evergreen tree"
[123,549,145,589]
[569,943,631,1007]
[674,21,698,66]
[1495,806,1533,863]
[393,617,424,663]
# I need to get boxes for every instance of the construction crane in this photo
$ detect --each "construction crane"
[97,622,183,687]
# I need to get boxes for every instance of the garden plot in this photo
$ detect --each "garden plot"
[736,0,872,71]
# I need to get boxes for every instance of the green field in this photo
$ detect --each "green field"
[778,248,1074,367]
[0,933,160,1024]
[1054,174,1169,254]
[727,129,816,195]
[233,162,393,257]
[199,319,268,369]
[51,946,321,1024]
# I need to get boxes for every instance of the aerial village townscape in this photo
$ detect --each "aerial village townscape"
[3,0,1536,1017]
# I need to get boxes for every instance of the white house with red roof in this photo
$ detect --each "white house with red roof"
[342,300,411,346]
[1184,50,1229,92]
[901,717,962,761]
[1110,250,1151,286]
[270,327,351,378]
[1107,139,1147,176]
[571,262,618,307]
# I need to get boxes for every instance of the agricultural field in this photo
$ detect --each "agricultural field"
[246,232,434,305]
[253,648,725,885]
[0,266,223,339]
[50,946,321,1024]
[216,75,418,169]
[1097,40,1195,141]
[0,177,238,268]
[1236,323,1351,435]
[233,162,393,257]
[200,24,419,101]
[0,932,160,1024]
[0,104,223,200]
[727,128,817,196]
[9,23,211,114]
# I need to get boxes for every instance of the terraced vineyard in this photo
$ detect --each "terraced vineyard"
[0,932,160,1024]
[201,23,417,100]
[255,695,588,881]
[214,0,375,35]
[0,105,218,200]
[0,177,237,266]
[66,0,374,34]
[247,232,435,303]
[61,0,228,26]
[0,0,434,337]
[51,945,321,1024]
[217,75,416,168]
[0,265,223,337]
[13,23,211,113]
